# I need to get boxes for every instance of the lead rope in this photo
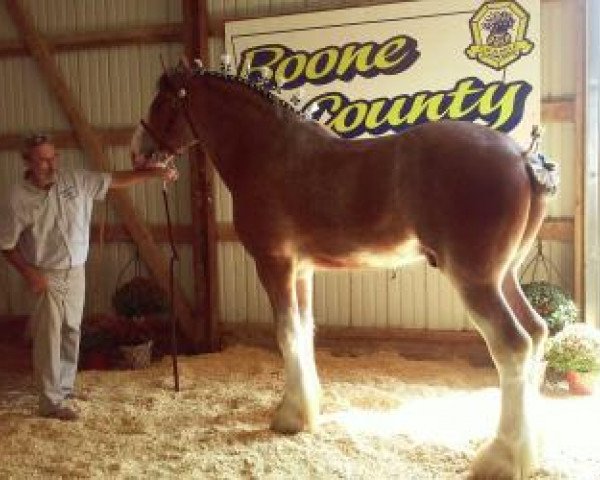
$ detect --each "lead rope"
[162,178,180,392]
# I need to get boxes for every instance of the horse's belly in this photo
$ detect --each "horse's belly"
[309,238,424,270]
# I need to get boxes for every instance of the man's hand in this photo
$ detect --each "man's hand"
[158,165,179,183]
[1,249,47,295]
[25,267,48,295]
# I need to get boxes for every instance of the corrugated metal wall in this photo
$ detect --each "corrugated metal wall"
[0,0,189,317]
[210,0,578,329]
[0,0,578,333]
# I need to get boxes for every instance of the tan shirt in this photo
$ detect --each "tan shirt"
[0,169,111,269]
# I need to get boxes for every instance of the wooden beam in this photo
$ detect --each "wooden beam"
[217,217,575,244]
[221,322,491,365]
[0,23,182,58]
[541,98,576,122]
[538,217,574,242]
[183,0,220,352]
[0,127,134,151]
[4,0,197,345]
[90,224,194,244]
[572,0,586,308]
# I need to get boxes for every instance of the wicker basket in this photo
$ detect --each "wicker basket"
[118,340,153,369]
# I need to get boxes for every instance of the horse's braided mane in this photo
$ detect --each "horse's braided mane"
[198,68,300,116]
[159,65,303,119]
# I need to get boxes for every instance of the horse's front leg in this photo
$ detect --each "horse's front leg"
[459,283,538,480]
[255,256,320,433]
[296,266,321,413]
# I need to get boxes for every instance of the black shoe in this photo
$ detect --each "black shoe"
[40,405,79,421]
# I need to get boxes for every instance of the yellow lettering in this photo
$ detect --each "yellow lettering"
[336,43,376,77]
[405,92,448,123]
[328,102,369,133]
[446,79,483,118]
[276,54,307,84]
[374,36,408,71]
[364,99,391,130]
[240,45,286,78]
[306,48,339,80]
[477,84,523,129]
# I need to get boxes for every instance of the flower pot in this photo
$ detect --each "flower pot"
[565,370,598,395]
[118,340,153,369]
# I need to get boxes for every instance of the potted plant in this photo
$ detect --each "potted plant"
[111,276,169,368]
[521,281,578,335]
[544,323,600,395]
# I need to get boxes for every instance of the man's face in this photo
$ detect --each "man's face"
[26,142,58,188]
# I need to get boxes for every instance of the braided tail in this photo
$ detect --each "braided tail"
[523,125,560,195]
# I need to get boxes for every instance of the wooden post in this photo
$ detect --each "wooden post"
[183,0,220,351]
[5,0,198,344]
[572,0,586,308]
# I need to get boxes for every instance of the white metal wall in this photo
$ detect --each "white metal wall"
[0,0,579,332]
[0,1,190,317]
[209,0,578,329]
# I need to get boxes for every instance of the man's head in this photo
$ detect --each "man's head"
[22,133,58,189]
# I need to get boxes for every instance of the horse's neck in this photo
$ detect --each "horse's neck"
[193,79,290,189]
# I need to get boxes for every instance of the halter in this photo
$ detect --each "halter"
[138,74,202,164]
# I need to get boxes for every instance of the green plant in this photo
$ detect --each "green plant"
[112,276,168,318]
[545,323,600,374]
[111,276,168,346]
[521,281,578,335]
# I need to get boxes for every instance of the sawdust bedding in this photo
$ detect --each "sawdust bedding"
[0,344,598,479]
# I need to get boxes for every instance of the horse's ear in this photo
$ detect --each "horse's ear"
[178,55,191,72]
[159,54,169,74]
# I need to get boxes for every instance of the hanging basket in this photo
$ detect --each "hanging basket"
[118,340,153,369]
[520,240,577,335]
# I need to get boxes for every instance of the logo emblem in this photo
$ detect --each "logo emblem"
[465,1,534,71]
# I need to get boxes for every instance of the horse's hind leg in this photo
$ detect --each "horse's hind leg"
[458,283,538,480]
[255,255,320,433]
[502,268,549,387]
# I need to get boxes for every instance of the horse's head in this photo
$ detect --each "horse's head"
[131,66,199,168]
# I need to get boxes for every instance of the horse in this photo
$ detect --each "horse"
[131,62,558,480]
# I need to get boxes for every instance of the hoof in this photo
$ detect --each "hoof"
[469,437,538,480]
[270,397,319,434]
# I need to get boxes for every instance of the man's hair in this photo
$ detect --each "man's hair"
[22,132,52,159]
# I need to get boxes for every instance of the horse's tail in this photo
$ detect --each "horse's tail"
[521,125,560,196]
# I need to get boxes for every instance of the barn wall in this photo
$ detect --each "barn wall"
[209,0,578,329]
[0,1,191,317]
[0,1,580,334]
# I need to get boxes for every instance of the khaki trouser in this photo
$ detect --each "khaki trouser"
[30,266,85,413]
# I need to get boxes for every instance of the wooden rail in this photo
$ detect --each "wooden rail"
[0,23,182,58]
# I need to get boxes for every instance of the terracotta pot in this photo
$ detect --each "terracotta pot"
[565,370,597,395]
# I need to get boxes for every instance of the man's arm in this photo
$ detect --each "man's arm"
[109,167,178,189]
[1,248,47,294]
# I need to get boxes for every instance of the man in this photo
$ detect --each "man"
[0,133,177,421]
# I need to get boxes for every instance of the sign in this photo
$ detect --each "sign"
[225,0,540,144]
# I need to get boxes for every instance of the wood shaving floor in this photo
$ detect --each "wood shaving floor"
[0,344,598,479]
